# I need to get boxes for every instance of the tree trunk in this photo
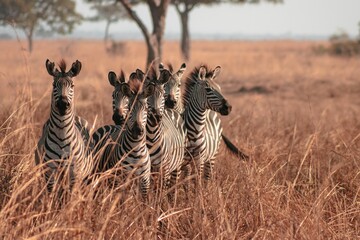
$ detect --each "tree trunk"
[175,3,193,61]
[180,10,190,61]
[148,0,170,67]
[118,0,169,69]
[25,30,33,53]
[146,35,159,68]
[104,20,111,42]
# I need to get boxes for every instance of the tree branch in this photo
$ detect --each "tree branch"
[117,0,150,42]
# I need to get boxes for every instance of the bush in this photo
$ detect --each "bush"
[328,32,360,57]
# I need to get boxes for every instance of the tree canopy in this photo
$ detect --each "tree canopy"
[86,0,129,41]
[0,0,82,52]
[173,0,283,60]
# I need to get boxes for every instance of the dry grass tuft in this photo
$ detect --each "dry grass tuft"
[0,39,359,239]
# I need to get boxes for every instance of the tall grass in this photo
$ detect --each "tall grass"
[0,39,359,239]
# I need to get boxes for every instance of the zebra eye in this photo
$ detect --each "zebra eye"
[71,84,74,88]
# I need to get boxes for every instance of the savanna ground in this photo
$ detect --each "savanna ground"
[0,39,359,239]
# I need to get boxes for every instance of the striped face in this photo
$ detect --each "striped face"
[124,77,155,139]
[146,68,171,124]
[127,96,149,139]
[163,63,186,109]
[198,66,232,116]
[46,59,82,116]
[108,71,129,125]
[52,76,75,116]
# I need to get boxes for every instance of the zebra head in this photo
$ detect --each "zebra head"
[125,72,155,139]
[46,59,81,116]
[163,63,186,109]
[145,66,171,124]
[185,65,232,116]
[108,70,129,125]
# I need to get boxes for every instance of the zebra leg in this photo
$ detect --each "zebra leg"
[167,169,179,204]
[139,172,150,201]
[203,157,215,181]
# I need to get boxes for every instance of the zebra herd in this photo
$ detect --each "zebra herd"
[35,59,248,200]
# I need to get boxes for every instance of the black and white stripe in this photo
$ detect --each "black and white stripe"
[144,67,186,188]
[35,59,93,192]
[182,65,232,180]
[92,71,155,199]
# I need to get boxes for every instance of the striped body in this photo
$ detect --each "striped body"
[181,65,232,180]
[92,72,154,198]
[35,59,93,192]
[144,68,186,188]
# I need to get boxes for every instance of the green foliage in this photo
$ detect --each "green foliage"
[86,0,129,23]
[0,0,82,38]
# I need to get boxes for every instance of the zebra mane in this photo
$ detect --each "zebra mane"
[148,66,158,80]
[58,59,67,73]
[167,63,174,73]
[128,78,143,94]
[182,65,212,108]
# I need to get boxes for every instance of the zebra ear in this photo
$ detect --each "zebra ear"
[198,66,207,80]
[68,60,82,77]
[120,83,132,97]
[211,66,221,80]
[143,83,155,98]
[176,63,186,78]
[45,59,59,77]
[108,71,118,87]
[158,69,171,85]
[119,70,126,83]
[135,69,145,81]
[159,63,164,70]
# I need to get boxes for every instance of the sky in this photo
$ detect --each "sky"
[74,0,360,39]
[1,0,359,40]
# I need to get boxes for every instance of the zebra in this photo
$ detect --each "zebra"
[35,59,93,194]
[162,63,248,161]
[91,70,129,155]
[91,71,155,199]
[143,67,187,190]
[161,63,187,113]
[181,65,248,181]
[109,70,129,126]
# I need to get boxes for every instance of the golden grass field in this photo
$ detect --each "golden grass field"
[0,39,359,239]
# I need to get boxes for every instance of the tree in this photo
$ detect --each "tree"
[0,0,82,52]
[173,0,283,61]
[117,0,171,69]
[87,1,129,42]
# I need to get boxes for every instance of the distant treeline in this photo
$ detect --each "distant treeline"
[314,32,360,57]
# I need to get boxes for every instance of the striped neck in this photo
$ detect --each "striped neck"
[49,104,76,138]
[146,117,165,158]
[174,101,184,113]
[120,125,147,157]
[183,98,207,140]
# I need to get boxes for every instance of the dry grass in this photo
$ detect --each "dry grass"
[0,39,359,239]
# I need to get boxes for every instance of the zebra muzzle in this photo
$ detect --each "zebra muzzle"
[56,97,70,115]
[165,96,176,109]
[112,111,125,125]
[131,123,144,138]
[219,100,232,116]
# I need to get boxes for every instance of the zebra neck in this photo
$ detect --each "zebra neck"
[146,119,164,144]
[120,127,147,155]
[49,108,76,139]
[183,102,207,140]
[175,101,183,113]
[146,119,165,158]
